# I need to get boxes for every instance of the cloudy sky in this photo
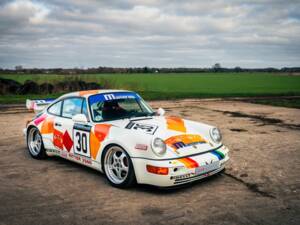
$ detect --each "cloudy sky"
[0,0,299,69]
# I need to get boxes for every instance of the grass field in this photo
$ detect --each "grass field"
[1,73,300,106]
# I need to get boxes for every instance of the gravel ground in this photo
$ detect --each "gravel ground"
[0,99,299,225]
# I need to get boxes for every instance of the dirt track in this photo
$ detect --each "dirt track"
[0,99,299,225]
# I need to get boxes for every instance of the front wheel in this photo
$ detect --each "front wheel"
[27,127,47,159]
[103,145,136,188]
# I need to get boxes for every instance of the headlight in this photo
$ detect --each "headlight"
[151,138,167,156]
[210,127,222,143]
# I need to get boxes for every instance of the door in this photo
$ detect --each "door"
[53,97,90,158]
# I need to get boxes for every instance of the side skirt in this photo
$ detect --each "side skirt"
[46,149,103,173]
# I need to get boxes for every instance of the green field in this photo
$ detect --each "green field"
[1,73,300,106]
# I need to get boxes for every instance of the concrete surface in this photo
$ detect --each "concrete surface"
[0,99,299,225]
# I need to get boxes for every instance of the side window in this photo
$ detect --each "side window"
[82,99,89,119]
[48,101,62,116]
[62,98,83,118]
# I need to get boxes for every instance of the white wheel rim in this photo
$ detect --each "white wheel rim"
[28,128,42,156]
[104,146,129,184]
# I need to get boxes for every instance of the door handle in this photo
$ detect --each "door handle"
[55,122,62,127]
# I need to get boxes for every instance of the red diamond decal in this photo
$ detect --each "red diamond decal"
[63,131,73,152]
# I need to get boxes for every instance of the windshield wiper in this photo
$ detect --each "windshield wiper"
[100,112,155,122]
[131,112,155,118]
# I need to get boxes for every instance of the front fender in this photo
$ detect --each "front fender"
[97,132,154,163]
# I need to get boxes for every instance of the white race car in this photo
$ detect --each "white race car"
[25,90,229,188]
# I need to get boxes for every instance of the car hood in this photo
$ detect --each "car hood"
[107,116,221,158]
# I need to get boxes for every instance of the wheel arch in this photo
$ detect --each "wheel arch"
[26,124,47,159]
[26,124,39,136]
[26,125,46,148]
[100,143,128,172]
[100,142,137,187]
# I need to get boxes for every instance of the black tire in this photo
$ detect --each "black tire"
[27,127,47,159]
[102,145,136,188]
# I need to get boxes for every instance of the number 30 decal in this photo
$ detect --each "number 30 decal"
[74,129,90,157]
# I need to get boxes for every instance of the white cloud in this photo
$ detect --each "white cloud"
[3,0,50,24]
[0,0,299,68]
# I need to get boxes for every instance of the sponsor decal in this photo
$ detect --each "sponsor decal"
[165,134,207,151]
[104,94,115,100]
[170,161,220,180]
[74,123,92,132]
[47,149,61,155]
[170,173,194,180]
[104,93,136,100]
[69,152,81,161]
[89,92,140,105]
[82,158,92,165]
[48,150,92,166]
[195,161,220,175]
[34,99,54,104]
[134,144,148,151]
[53,129,64,150]
[61,151,68,158]
[166,116,186,133]
[125,121,158,135]
[69,153,92,165]
[53,129,73,152]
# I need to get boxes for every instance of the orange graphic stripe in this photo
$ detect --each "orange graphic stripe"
[79,90,99,96]
[166,116,186,133]
[41,117,54,134]
[90,131,101,160]
[165,134,206,150]
[90,124,112,160]
[178,157,199,168]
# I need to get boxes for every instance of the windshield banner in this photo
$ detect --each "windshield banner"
[89,92,140,104]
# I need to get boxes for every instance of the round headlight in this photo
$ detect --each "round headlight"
[210,127,222,143]
[151,138,167,156]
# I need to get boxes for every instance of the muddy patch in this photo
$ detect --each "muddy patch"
[230,128,248,132]
[141,206,164,216]
[224,172,276,199]
[222,111,300,130]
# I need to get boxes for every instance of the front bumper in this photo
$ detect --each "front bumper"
[132,145,229,187]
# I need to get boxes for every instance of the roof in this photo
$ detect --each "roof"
[58,89,131,99]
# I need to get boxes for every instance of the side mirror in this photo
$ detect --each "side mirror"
[156,107,165,116]
[72,114,88,124]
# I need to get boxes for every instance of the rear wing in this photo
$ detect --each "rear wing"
[26,98,55,113]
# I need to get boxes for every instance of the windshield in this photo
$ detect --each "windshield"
[88,92,154,122]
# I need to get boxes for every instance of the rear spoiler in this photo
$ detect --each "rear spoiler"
[26,98,55,113]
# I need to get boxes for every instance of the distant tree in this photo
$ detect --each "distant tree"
[212,63,221,72]
[234,66,242,72]
[15,65,23,71]
[143,66,149,73]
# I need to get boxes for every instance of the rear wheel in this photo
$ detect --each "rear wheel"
[27,127,47,159]
[103,145,136,188]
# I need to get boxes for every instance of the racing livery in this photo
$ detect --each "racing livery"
[24,90,229,188]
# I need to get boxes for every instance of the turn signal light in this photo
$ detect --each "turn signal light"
[146,165,169,175]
